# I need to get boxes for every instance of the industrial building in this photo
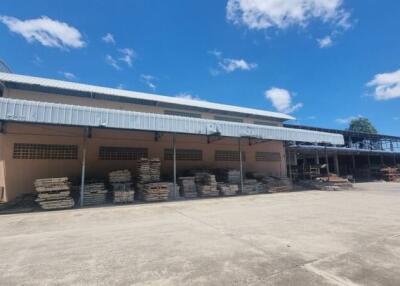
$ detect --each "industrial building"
[285,125,400,181]
[0,71,344,203]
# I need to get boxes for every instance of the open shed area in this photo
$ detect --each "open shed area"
[1,182,399,285]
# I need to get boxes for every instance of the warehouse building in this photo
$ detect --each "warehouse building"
[285,124,400,181]
[0,71,343,203]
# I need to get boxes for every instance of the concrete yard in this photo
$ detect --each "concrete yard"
[1,182,400,286]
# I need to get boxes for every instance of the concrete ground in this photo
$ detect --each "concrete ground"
[0,182,399,286]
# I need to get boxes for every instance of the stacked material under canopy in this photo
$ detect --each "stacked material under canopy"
[217,183,239,196]
[195,172,218,197]
[262,176,292,193]
[141,182,170,202]
[35,177,74,210]
[109,170,134,203]
[109,169,132,183]
[380,167,400,182]
[216,169,241,184]
[137,158,161,184]
[178,177,197,198]
[241,179,263,194]
[82,182,108,206]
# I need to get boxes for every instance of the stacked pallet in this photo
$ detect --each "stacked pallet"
[141,182,170,202]
[109,170,134,203]
[35,177,74,210]
[241,179,263,194]
[82,182,108,206]
[109,169,132,183]
[215,169,241,184]
[178,177,197,198]
[217,183,239,196]
[381,167,400,182]
[195,172,218,197]
[262,176,292,193]
[137,158,161,184]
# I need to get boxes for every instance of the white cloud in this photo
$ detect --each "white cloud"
[209,50,257,74]
[175,92,203,101]
[102,33,115,44]
[208,49,222,58]
[105,54,120,70]
[141,74,157,91]
[393,117,400,121]
[59,71,76,80]
[118,48,135,67]
[367,69,400,100]
[0,15,85,49]
[317,36,333,48]
[226,0,351,31]
[265,87,303,113]
[219,58,257,72]
[335,115,362,124]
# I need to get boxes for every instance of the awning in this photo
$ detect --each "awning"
[0,97,344,144]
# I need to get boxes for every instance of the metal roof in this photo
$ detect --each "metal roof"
[0,97,343,144]
[288,145,400,155]
[0,72,294,121]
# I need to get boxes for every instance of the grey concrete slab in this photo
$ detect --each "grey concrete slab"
[0,182,399,285]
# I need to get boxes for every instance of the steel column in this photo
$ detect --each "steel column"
[80,129,88,207]
[324,146,330,181]
[238,137,244,194]
[173,133,177,199]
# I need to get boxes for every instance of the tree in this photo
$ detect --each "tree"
[347,117,378,134]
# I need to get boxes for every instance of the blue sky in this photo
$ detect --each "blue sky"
[1,0,399,135]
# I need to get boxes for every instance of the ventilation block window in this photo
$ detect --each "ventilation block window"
[99,146,148,160]
[215,150,246,161]
[164,149,203,161]
[164,110,202,118]
[255,152,281,162]
[214,115,243,123]
[13,143,78,160]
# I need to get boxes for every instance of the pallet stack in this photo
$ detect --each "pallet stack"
[195,172,218,197]
[34,177,74,210]
[217,183,239,196]
[241,179,263,194]
[137,158,161,184]
[178,176,197,198]
[381,167,400,182]
[82,182,108,206]
[109,170,135,203]
[141,182,170,202]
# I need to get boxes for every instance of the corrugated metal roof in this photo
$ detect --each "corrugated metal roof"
[288,145,400,155]
[0,72,294,121]
[0,97,344,144]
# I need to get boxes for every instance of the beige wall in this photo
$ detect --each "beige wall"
[0,123,286,202]
[5,88,283,126]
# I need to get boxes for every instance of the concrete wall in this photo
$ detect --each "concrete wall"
[4,88,283,126]
[0,123,286,202]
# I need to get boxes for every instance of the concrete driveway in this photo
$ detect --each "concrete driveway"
[0,182,399,285]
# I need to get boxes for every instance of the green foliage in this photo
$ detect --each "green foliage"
[347,117,378,134]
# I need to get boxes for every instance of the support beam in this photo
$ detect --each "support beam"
[80,127,90,207]
[367,153,371,180]
[207,132,222,144]
[315,150,320,175]
[287,149,293,182]
[172,133,177,199]
[154,131,163,142]
[334,153,340,175]
[324,146,330,181]
[238,137,244,194]
[248,138,271,146]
